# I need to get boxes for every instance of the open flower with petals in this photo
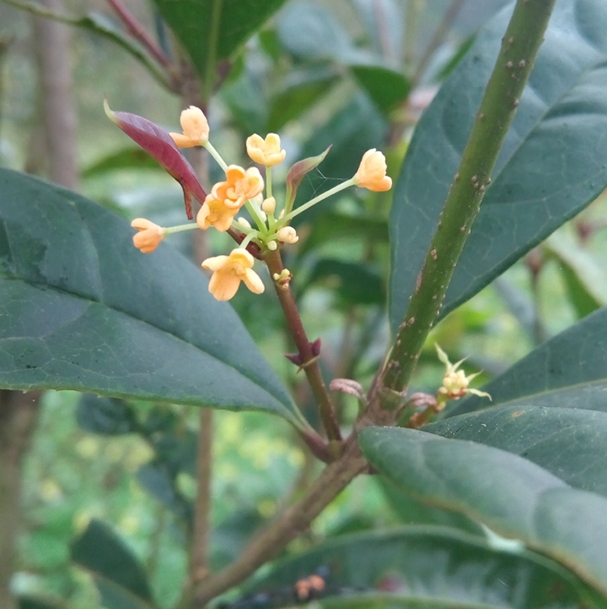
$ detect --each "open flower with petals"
[215,165,264,208]
[170,106,209,148]
[436,344,491,402]
[197,194,239,232]
[354,149,392,192]
[246,133,286,166]
[202,248,265,301]
[131,218,165,253]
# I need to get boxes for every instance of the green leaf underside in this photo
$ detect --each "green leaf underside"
[449,304,607,417]
[70,519,155,609]
[359,427,607,598]
[389,0,607,330]
[0,169,302,425]
[426,405,607,497]
[150,0,287,76]
[241,527,592,609]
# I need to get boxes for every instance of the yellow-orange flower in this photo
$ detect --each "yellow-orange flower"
[246,133,286,166]
[170,106,209,148]
[131,218,165,253]
[202,248,265,301]
[354,149,392,192]
[197,166,264,232]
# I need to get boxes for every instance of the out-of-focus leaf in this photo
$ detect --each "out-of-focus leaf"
[449,304,607,417]
[292,94,387,226]
[299,259,384,306]
[150,0,287,78]
[352,0,403,64]
[76,394,138,435]
[427,405,607,498]
[104,102,206,219]
[18,597,62,609]
[0,169,305,427]
[300,211,389,256]
[544,231,607,318]
[70,519,155,609]
[360,426,607,599]
[219,69,268,136]
[82,147,162,179]
[379,477,482,535]
[240,527,596,608]
[350,65,410,114]
[389,0,607,331]
[276,1,354,62]
[492,276,537,341]
[268,67,336,133]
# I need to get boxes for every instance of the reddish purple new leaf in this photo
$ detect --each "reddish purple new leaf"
[104,100,206,219]
[285,145,331,213]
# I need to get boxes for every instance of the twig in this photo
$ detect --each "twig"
[105,0,172,68]
[191,435,368,607]
[380,0,559,394]
[265,249,343,447]
[189,408,213,585]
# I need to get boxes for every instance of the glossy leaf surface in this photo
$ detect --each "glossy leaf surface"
[449,304,607,417]
[150,0,287,77]
[427,405,607,497]
[240,527,594,608]
[0,169,303,426]
[389,0,607,330]
[360,426,607,598]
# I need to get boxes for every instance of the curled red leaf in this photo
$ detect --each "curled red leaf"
[104,99,206,219]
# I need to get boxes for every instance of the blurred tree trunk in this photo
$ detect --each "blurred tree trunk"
[0,3,78,607]
[0,392,42,609]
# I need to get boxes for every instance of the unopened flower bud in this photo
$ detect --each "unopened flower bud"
[262,197,276,215]
[277,226,299,244]
[237,217,252,229]
[267,240,278,251]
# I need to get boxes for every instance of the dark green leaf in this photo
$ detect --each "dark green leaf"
[379,477,482,535]
[240,527,595,608]
[18,597,62,609]
[389,0,607,330]
[350,64,410,114]
[449,304,607,417]
[0,169,305,427]
[427,405,607,498]
[360,426,607,598]
[76,394,138,435]
[150,0,288,78]
[70,519,155,609]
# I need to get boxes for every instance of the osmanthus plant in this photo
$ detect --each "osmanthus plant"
[4,0,607,608]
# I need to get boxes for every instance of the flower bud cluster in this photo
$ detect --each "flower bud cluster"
[124,106,392,301]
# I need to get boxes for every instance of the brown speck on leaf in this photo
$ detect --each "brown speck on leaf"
[508,36,514,44]
[408,317,415,325]
[512,410,524,418]
[478,112,485,120]
[460,226,466,232]
[506,60,513,68]
[480,185,486,192]
[487,177,492,184]
[454,172,460,180]
[518,59,526,68]
[471,175,477,184]
[513,98,520,107]
[431,249,437,260]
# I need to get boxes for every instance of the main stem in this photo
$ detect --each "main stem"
[381,0,557,393]
[264,249,342,445]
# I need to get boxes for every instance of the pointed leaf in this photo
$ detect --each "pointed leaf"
[70,519,155,609]
[105,101,206,219]
[350,64,410,114]
[389,0,607,330]
[0,169,305,427]
[360,426,607,598]
[150,0,288,77]
[240,527,595,608]
[449,304,607,418]
[427,405,607,498]
[286,146,331,212]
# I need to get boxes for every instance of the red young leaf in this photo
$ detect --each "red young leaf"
[285,145,331,212]
[104,100,206,219]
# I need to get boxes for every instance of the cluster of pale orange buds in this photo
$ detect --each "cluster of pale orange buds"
[129,106,392,301]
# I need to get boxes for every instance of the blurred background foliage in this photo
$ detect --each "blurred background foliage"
[2,0,607,607]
